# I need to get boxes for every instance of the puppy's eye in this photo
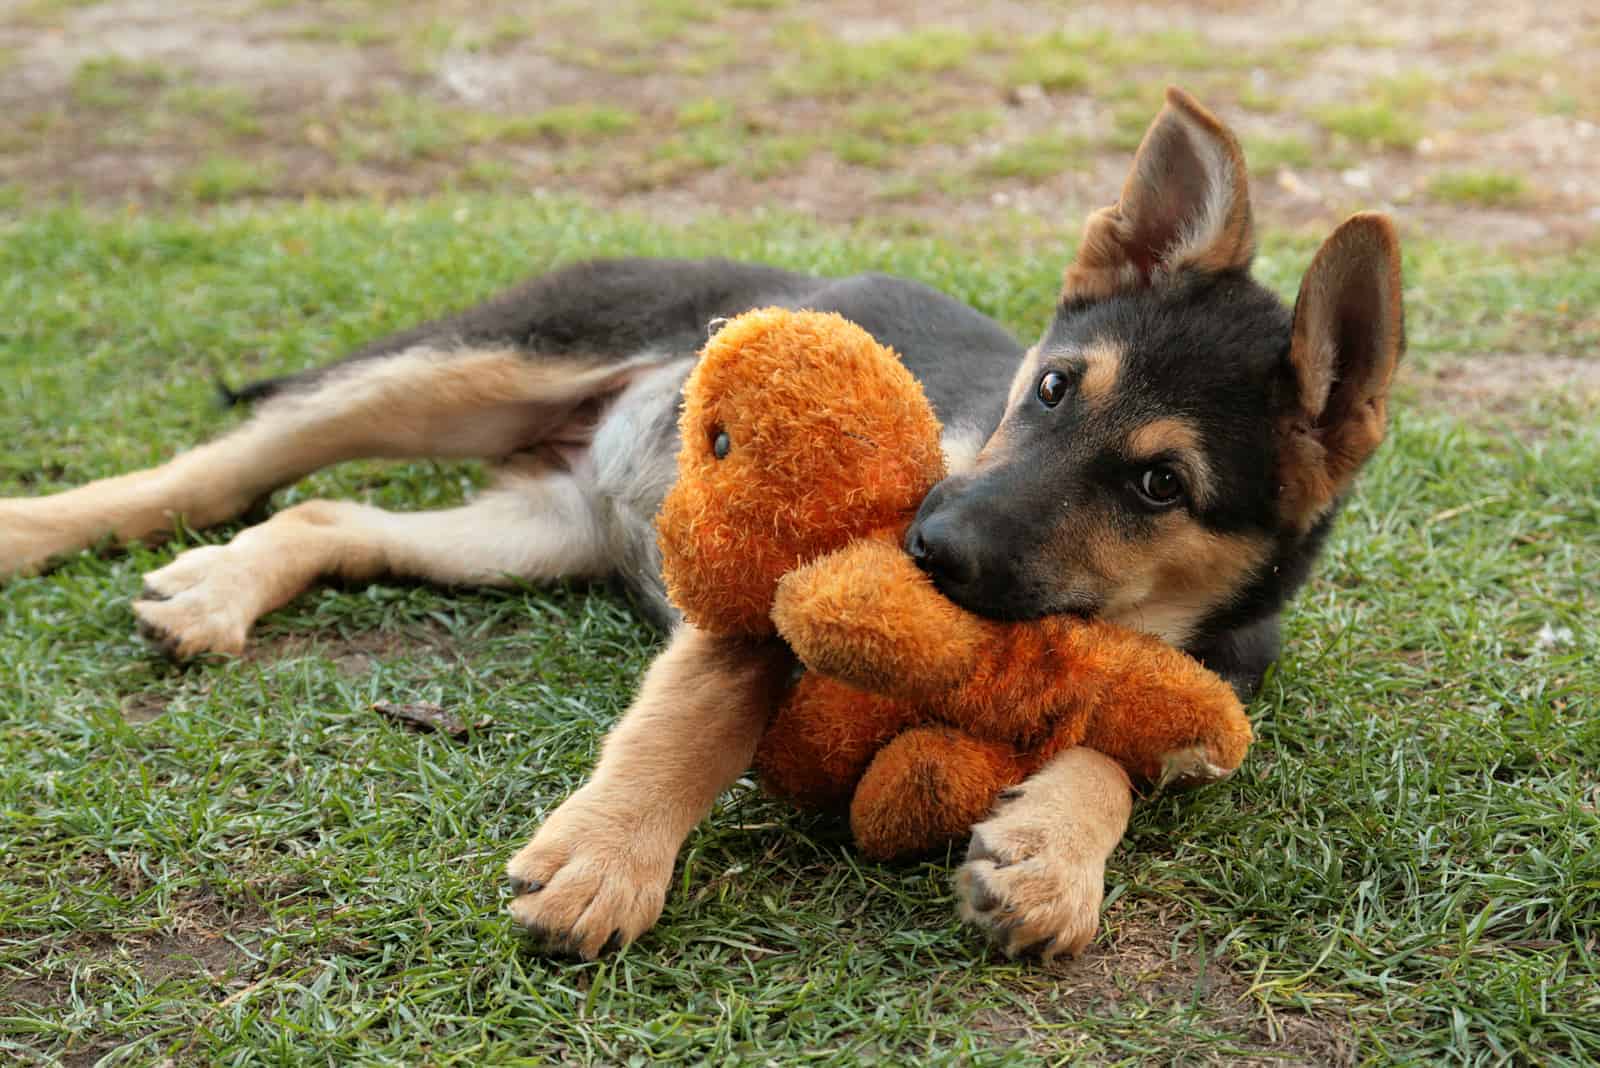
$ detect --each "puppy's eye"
[1037,370,1069,408]
[711,429,731,460]
[1134,465,1184,507]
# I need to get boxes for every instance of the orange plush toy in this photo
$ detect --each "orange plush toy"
[657,308,1251,860]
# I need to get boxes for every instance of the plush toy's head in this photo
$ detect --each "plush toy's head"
[658,308,946,636]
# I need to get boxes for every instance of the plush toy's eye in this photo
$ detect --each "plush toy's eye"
[712,429,731,460]
[1037,370,1069,408]
[1133,465,1184,507]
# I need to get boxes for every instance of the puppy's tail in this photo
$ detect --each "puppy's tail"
[215,372,300,408]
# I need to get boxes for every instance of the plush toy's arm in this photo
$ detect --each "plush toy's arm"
[1020,618,1253,786]
[771,531,998,706]
[772,531,1251,780]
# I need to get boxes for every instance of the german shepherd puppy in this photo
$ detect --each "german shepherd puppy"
[0,90,1404,961]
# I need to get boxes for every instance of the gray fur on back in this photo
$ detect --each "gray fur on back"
[588,354,694,629]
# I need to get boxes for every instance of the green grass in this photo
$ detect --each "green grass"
[178,156,281,202]
[974,134,1089,181]
[674,97,734,129]
[334,98,641,165]
[1315,101,1425,151]
[1243,133,1316,175]
[518,103,639,141]
[165,85,264,140]
[285,20,396,47]
[1004,35,1093,93]
[1427,169,1530,207]
[739,134,816,179]
[771,25,985,98]
[1,198,1597,1063]
[70,55,175,111]
[1107,100,1158,152]
[832,103,997,168]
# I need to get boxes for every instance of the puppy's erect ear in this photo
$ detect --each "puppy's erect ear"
[1277,212,1406,531]
[1062,87,1254,305]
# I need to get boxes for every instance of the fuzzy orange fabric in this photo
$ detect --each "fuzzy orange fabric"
[851,727,1031,860]
[656,308,1252,860]
[657,307,945,637]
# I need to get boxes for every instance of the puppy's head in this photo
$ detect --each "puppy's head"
[908,88,1405,646]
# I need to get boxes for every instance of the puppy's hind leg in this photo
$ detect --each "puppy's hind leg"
[135,472,605,659]
[0,346,639,579]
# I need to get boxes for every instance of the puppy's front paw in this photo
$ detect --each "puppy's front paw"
[953,790,1107,962]
[505,790,672,960]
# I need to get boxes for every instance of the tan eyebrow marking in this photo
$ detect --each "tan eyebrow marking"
[1078,340,1122,408]
[1127,417,1199,456]
[1126,417,1213,505]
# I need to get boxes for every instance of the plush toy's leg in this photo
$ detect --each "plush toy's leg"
[755,674,917,812]
[849,727,1031,861]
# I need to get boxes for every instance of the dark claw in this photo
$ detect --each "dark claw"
[966,871,1003,914]
[1018,934,1057,959]
[599,928,624,956]
[136,619,179,659]
[508,876,544,896]
[996,788,1024,802]
[139,583,171,602]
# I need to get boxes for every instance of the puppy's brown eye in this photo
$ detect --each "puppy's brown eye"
[1136,465,1183,506]
[1037,371,1068,408]
[712,430,730,460]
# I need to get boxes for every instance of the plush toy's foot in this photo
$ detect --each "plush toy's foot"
[850,727,1029,861]
[756,676,916,812]
[1154,743,1242,790]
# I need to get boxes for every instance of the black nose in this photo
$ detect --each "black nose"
[905,508,979,589]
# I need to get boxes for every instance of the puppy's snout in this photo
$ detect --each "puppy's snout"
[905,504,979,590]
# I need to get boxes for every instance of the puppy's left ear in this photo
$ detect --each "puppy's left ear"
[1062,87,1254,305]
[1277,212,1406,531]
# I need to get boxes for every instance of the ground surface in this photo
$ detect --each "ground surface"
[2,0,1598,247]
[0,1,1596,1065]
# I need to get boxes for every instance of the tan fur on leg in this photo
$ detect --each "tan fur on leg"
[506,625,792,958]
[0,347,648,579]
[134,474,604,659]
[954,747,1133,960]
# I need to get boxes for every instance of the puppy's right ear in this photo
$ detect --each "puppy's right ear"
[1062,87,1255,306]
[1276,212,1406,532]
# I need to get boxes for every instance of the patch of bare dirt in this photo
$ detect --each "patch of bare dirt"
[1407,353,1600,428]
[244,622,463,674]
[0,0,1593,421]
[974,900,1354,1065]
[119,690,170,722]
[0,0,1595,248]
[0,893,268,1066]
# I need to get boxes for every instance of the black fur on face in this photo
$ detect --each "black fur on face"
[905,267,1326,650]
